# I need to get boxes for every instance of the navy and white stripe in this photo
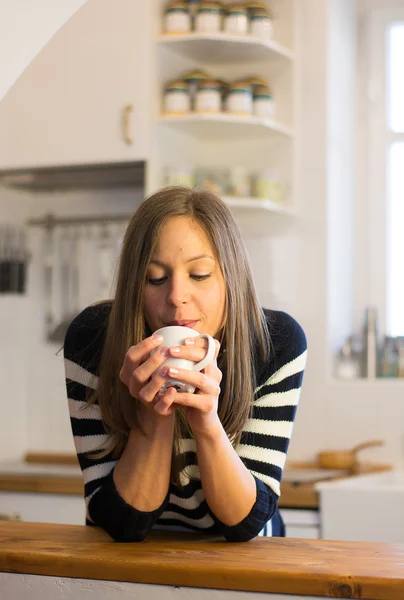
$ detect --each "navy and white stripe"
[64,304,307,541]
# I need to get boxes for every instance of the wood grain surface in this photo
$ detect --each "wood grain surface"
[0,521,403,599]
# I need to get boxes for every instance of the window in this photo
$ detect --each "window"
[357,5,404,338]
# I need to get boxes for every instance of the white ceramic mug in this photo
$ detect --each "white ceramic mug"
[150,325,216,393]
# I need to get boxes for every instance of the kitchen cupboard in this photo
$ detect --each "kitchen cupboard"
[0,0,298,216]
[0,0,152,169]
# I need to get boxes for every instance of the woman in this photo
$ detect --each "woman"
[64,186,307,543]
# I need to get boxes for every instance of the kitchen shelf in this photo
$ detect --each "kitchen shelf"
[158,113,294,140]
[157,33,294,63]
[224,197,295,215]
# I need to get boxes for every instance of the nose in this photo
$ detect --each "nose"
[166,274,191,307]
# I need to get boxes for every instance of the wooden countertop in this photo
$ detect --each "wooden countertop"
[0,453,319,507]
[1,521,404,599]
[0,454,391,510]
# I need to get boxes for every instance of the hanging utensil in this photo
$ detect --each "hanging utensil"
[43,215,56,338]
[49,225,81,343]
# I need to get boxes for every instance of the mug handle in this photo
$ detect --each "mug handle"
[192,334,216,372]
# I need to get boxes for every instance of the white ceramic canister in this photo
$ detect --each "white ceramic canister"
[250,8,273,39]
[164,1,192,34]
[194,1,222,33]
[253,85,275,118]
[226,82,253,115]
[195,79,222,112]
[164,80,191,114]
[183,69,210,109]
[224,4,248,35]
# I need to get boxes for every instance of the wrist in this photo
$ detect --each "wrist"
[193,416,223,443]
[136,404,175,436]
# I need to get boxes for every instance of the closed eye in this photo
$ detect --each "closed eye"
[191,274,211,281]
[147,276,167,285]
[147,274,211,285]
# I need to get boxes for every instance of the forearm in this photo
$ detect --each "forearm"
[113,409,175,512]
[195,421,256,526]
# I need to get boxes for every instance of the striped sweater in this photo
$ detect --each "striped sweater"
[64,303,307,542]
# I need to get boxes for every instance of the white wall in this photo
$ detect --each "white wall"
[0,0,88,102]
[0,184,142,459]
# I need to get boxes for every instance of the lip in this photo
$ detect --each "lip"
[166,320,199,328]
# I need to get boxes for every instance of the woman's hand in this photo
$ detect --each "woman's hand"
[119,334,176,416]
[154,337,223,436]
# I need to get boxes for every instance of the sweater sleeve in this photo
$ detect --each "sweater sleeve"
[63,304,170,542]
[212,311,307,542]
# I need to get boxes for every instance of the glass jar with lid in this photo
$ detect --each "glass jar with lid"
[164,1,192,34]
[195,79,222,113]
[183,69,210,109]
[224,3,248,35]
[250,6,273,39]
[253,85,275,118]
[163,79,191,114]
[226,81,253,115]
[194,1,222,33]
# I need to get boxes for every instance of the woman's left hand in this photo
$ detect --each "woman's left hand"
[153,337,222,436]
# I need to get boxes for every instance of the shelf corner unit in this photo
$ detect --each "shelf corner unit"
[157,32,294,63]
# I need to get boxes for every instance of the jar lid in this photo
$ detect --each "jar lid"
[243,1,268,10]
[196,0,223,13]
[165,1,189,11]
[197,78,221,90]
[228,81,252,92]
[239,76,267,90]
[183,69,210,83]
[226,3,247,13]
[197,1,222,10]
[253,84,272,98]
[166,79,189,91]
[250,7,271,18]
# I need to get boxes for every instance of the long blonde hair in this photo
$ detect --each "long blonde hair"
[89,186,270,486]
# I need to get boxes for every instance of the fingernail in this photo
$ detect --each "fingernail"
[152,334,163,342]
[168,367,179,375]
[160,347,169,356]
[184,338,195,346]
[170,346,181,353]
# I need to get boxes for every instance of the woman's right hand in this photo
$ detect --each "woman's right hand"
[119,334,173,412]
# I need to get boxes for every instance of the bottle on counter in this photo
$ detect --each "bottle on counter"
[379,336,399,378]
[362,307,379,378]
[164,1,192,34]
[335,337,361,380]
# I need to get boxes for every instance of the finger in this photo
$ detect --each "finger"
[165,367,221,396]
[154,387,176,415]
[167,345,207,362]
[203,360,223,383]
[171,392,216,413]
[119,334,163,384]
[137,364,172,404]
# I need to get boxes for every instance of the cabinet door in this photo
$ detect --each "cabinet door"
[0,0,151,169]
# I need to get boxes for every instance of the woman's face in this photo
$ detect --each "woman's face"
[144,216,226,337]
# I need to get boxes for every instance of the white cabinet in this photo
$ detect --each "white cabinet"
[0,0,152,169]
[0,491,85,525]
[280,508,321,539]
